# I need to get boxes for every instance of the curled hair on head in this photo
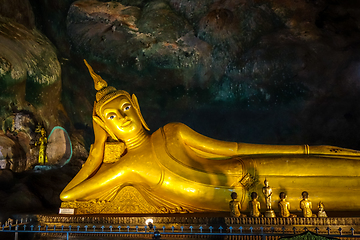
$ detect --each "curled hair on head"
[231,192,237,199]
[251,192,258,200]
[301,191,309,198]
[279,192,286,199]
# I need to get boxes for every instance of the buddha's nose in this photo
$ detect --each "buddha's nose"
[120,114,128,122]
[118,110,126,118]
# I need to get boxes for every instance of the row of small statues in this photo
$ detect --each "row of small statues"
[230,179,328,218]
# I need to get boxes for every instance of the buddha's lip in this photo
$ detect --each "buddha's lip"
[121,120,131,127]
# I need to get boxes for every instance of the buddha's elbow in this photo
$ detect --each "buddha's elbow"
[60,190,75,202]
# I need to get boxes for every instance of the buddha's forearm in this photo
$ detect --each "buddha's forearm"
[62,144,104,193]
[60,169,150,201]
[237,143,308,155]
[237,143,360,156]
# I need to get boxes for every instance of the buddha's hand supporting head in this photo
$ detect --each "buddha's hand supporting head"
[92,110,109,145]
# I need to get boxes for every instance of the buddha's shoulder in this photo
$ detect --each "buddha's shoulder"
[152,122,193,138]
[163,122,189,129]
[156,122,192,132]
[151,123,190,147]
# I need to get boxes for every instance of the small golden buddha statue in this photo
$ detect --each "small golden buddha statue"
[60,60,360,214]
[278,192,296,218]
[317,202,328,218]
[262,179,273,210]
[262,178,276,217]
[249,192,262,217]
[229,192,246,217]
[35,126,48,165]
[300,191,316,218]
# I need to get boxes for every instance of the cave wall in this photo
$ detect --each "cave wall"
[31,0,360,149]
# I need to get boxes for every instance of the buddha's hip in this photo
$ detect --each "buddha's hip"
[155,170,246,212]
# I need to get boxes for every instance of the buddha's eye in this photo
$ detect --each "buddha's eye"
[124,105,131,111]
[108,115,116,120]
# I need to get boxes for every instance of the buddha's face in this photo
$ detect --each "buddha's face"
[101,95,143,140]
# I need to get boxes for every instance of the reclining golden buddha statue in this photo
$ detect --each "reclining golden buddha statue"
[60,60,360,214]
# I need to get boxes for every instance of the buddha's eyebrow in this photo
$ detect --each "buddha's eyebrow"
[120,101,131,108]
[103,109,117,116]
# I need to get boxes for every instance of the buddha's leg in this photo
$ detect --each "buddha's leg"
[250,156,360,211]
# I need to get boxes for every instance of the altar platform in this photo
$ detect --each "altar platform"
[21,212,359,239]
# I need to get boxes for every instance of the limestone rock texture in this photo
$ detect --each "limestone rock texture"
[62,0,360,148]
[46,127,72,166]
[1,0,360,218]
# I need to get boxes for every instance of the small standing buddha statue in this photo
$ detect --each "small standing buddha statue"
[278,192,296,218]
[229,192,246,217]
[262,179,276,217]
[249,192,262,217]
[35,125,48,165]
[300,191,316,217]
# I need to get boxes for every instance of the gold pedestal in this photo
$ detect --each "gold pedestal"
[265,209,276,218]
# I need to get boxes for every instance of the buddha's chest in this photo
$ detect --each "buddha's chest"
[121,150,157,167]
[101,146,162,182]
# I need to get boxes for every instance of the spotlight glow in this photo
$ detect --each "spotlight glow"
[145,218,154,225]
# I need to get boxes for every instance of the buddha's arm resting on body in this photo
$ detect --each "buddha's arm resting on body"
[174,123,360,157]
[60,165,149,201]
[61,115,154,201]
[62,118,107,194]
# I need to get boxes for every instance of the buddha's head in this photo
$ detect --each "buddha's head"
[251,192,258,200]
[231,192,237,200]
[84,60,149,141]
[279,192,286,200]
[264,178,269,187]
[301,191,309,200]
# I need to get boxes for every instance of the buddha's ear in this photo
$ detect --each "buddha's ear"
[93,115,119,141]
[131,94,150,131]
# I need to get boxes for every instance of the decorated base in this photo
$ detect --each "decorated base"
[35,213,360,236]
[60,186,193,214]
[265,209,276,218]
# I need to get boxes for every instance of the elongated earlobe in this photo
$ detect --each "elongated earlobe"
[132,94,150,131]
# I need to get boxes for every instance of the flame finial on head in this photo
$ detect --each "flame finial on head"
[84,59,107,91]
[84,59,117,102]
